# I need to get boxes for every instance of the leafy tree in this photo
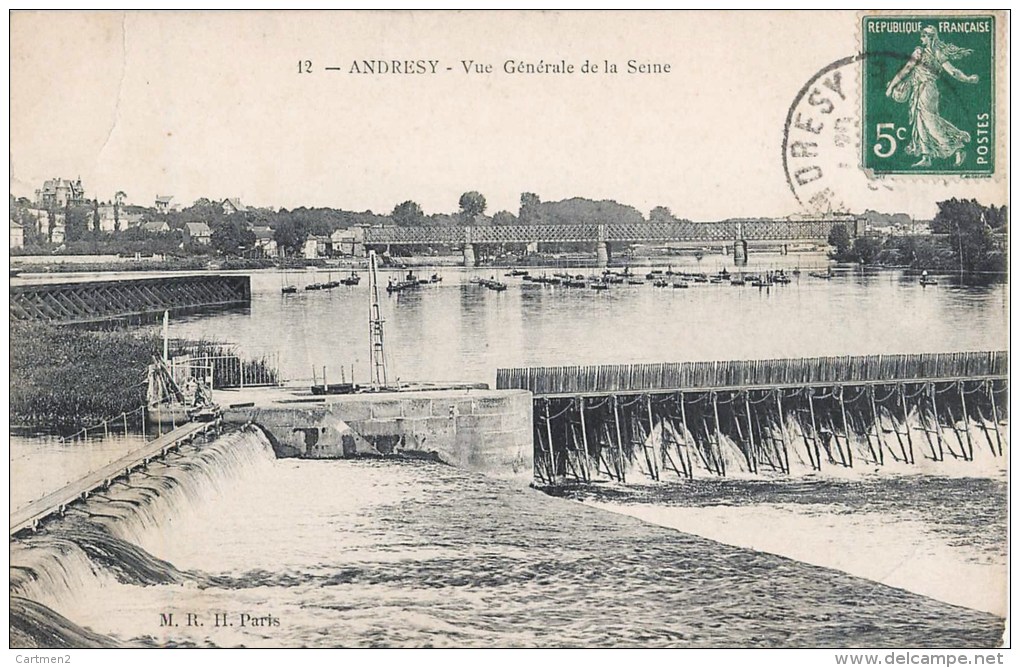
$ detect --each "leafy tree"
[63,204,91,243]
[492,210,517,226]
[458,191,487,223]
[649,206,675,223]
[851,236,883,264]
[932,198,1004,275]
[392,200,425,227]
[273,218,308,257]
[211,219,256,256]
[519,192,542,225]
[827,223,852,260]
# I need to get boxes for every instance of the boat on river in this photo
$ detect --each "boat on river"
[281,268,297,294]
[340,271,361,286]
[473,277,508,291]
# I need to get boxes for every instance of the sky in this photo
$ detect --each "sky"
[9,11,1007,220]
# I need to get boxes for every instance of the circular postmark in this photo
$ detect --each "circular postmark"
[782,49,993,215]
[783,55,865,213]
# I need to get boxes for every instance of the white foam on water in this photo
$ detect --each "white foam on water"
[588,498,1006,616]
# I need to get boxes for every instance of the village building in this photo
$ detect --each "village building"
[330,226,366,257]
[302,234,333,259]
[221,198,248,215]
[10,220,24,249]
[183,221,212,246]
[34,177,86,209]
[141,221,171,234]
[155,195,173,213]
[252,226,278,257]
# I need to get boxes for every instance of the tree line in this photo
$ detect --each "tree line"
[11,191,683,258]
[827,199,1007,281]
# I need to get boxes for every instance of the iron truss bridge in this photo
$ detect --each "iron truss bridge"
[363,218,859,246]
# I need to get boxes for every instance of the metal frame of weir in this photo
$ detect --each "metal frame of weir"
[9,275,252,324]
[496,351,1008,484]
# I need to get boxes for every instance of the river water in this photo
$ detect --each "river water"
[150,255,1007,386]
[9,255,1010,647]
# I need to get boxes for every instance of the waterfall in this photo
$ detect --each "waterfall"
[543,384,1008,485]
[9,425,276,647]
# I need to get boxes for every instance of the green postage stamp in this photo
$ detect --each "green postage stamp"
[861,15,995,175]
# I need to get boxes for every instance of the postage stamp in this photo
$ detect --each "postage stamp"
[861,15,996,175]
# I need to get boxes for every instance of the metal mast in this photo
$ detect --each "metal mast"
[367,251,388,388]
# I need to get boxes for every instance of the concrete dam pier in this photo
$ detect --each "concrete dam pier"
[220,387,534,482]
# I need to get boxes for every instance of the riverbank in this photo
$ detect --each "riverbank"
[10,323,157,433]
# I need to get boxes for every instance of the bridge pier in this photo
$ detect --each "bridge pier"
[596,241,609,268]
[733,239,748,265]
[462,243,476,267]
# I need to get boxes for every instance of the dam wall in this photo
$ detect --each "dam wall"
[221,388,534,482]
[10,274,251,324]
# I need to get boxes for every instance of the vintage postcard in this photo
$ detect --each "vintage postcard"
[7,10,1009,660]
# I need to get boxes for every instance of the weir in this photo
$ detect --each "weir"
[10,275,251,324]
[219,386,534,481]
[496,351,1008,483]
[10,420,222,536]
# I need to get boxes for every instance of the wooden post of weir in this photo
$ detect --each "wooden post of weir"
[122,412,128,435]
[578,397,591,480]
[837,386,853,468]
[660,418,687,479]
[927,383,945,462]
[600,423,618,481]
[744,392,758,474]
[941,386,967,461]
[612,396,626,483]
[645,395,660,481]
[711,391,725,477]
[986,380,1003,456]
[867,386,884,466]
[533,425,548,485]
[897,384,914,464]
[807,389,821,470]
[731,392,753,473]
[140,409,146,441]
[956,382,974,461]
[774,389,791,474]
[544,400,556,482]
[678,392,695,476]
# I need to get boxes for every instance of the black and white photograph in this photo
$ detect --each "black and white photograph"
[7,10,1010,659]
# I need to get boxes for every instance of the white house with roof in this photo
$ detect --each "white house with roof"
[221,198,248,215]
[183,221,212,246]
[141,221,171,234]
[252,225,278,257]
[330,226,366,257]
[10,220,24,249]
[155,195,173,213]
[35,177,85,208]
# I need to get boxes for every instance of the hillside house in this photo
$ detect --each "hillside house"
[35,177,85,208]
[155,195,173,213]
[253,226,278,257]
[221,198,248,215]
[141,221,171,234]
[183,222,212,246]
[10,220,24,249]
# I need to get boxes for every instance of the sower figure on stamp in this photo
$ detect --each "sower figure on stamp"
[885,26,979,168]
